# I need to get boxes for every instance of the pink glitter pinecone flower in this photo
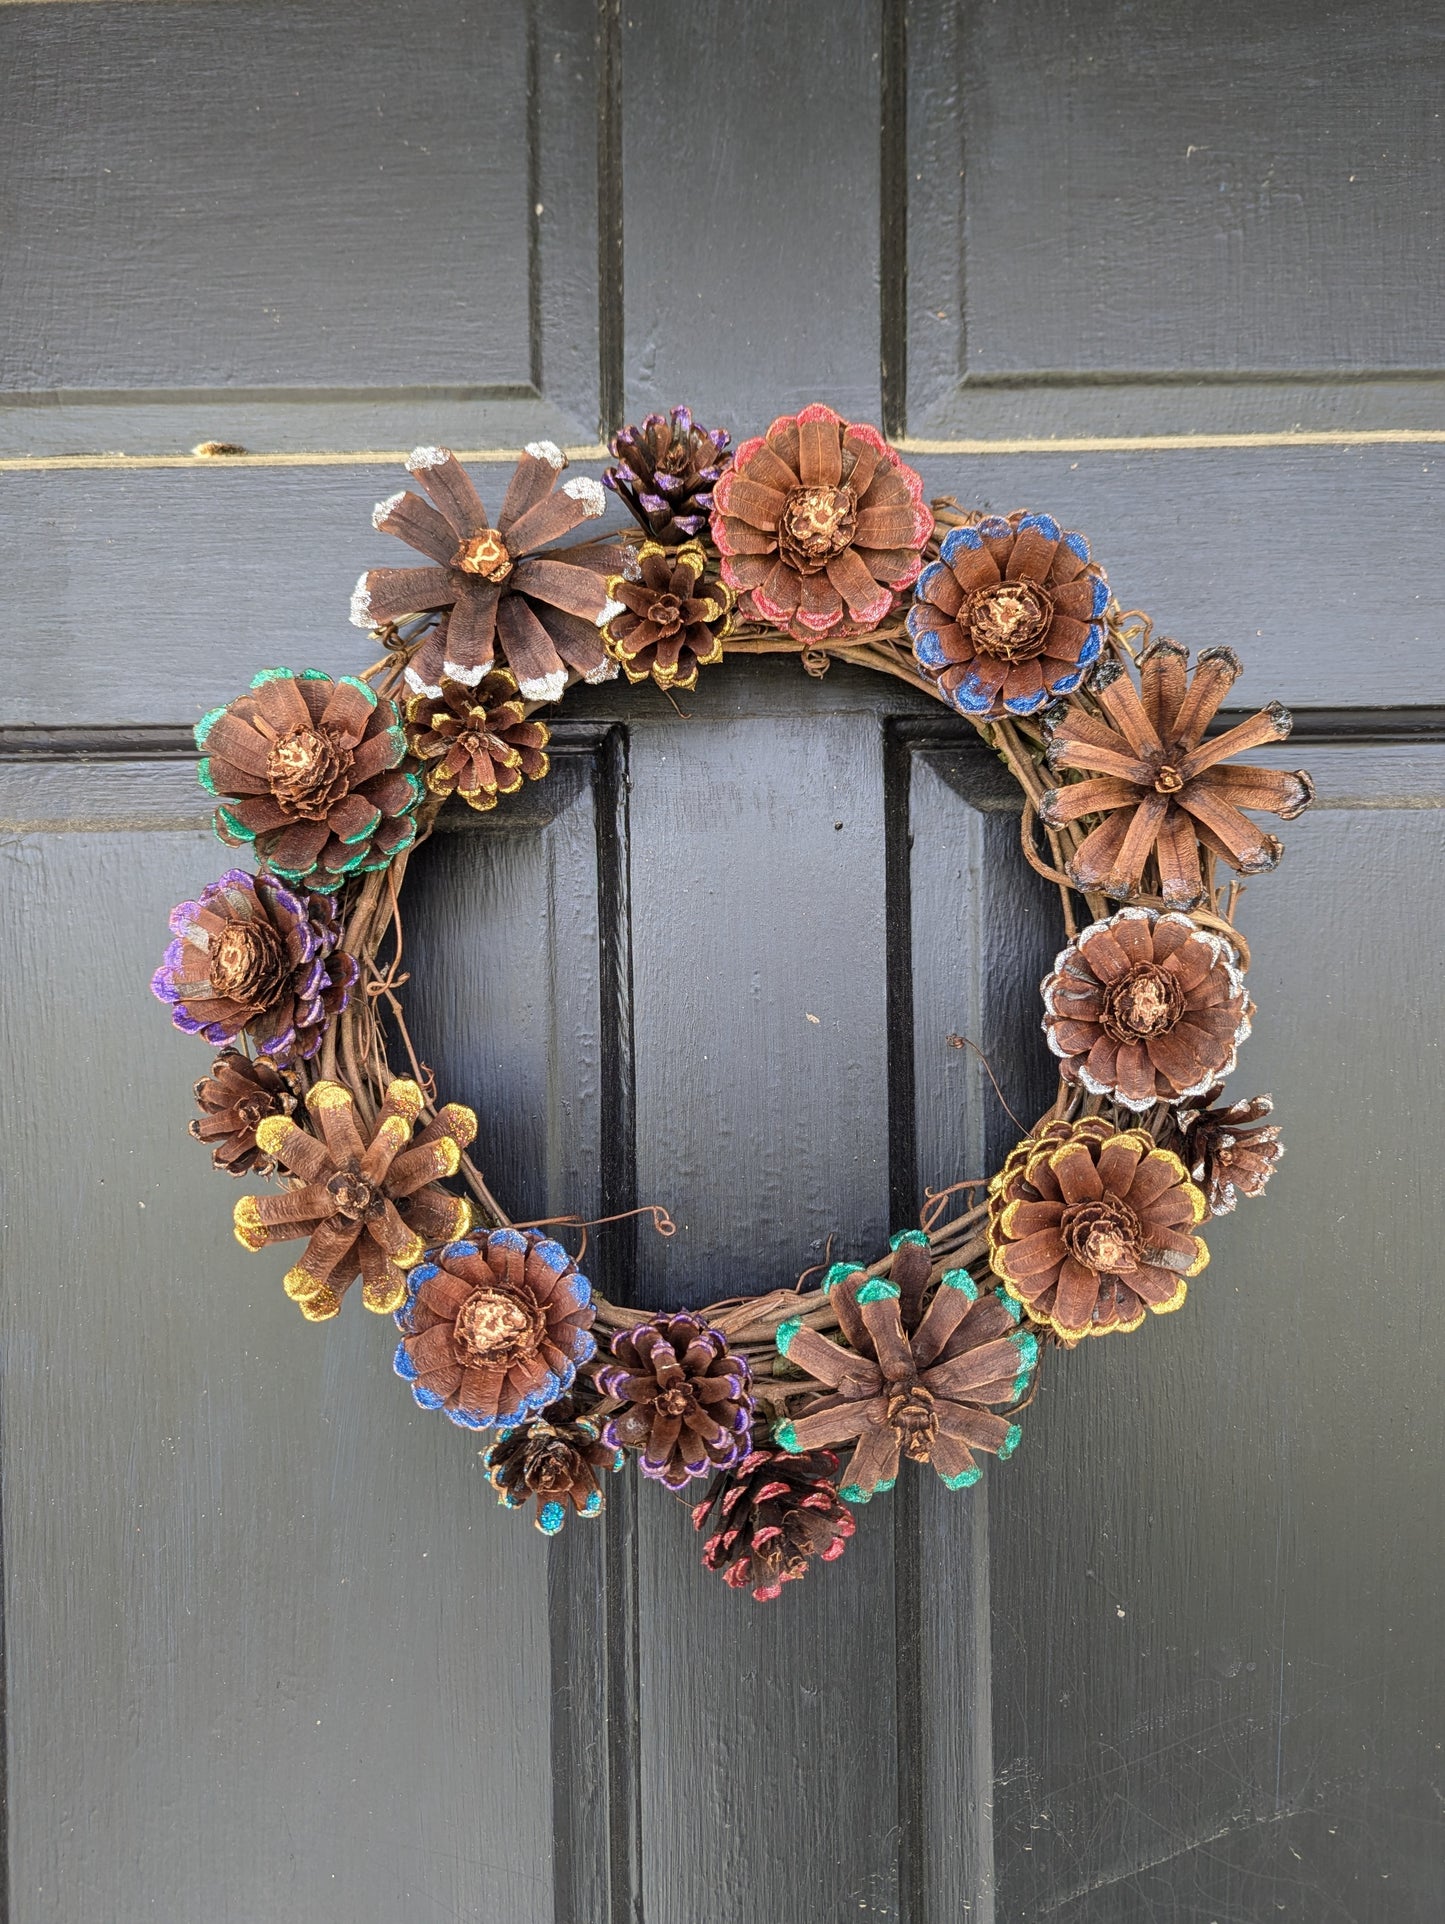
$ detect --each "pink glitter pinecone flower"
[709,404,931,641]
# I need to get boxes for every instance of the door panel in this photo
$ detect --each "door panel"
[2,3,1440,1922]
[0,0,602,453]
[991,748,1445,1921]
[0,802,554,1923]
[5,444,1440,732]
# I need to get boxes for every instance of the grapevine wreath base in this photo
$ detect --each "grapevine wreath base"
[156,406,1308,1601]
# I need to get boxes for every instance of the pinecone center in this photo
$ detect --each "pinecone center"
[778,485,858,572]
[454,1287,544,1367]
[656,441,694,477]
[456,726,507,759]
[454,529,514,582]
[266,724,353,820]
[886,1381,939,1461]
[1152,760,1186,794]
[965,581,1054,661]
[643,592,685,637]
[209,918,286,1007]
[233,1092,274,1128]
[522,1433,583,1495]
[325,1161,381,1221]
[1060,1196,1142,1275]
[1102,963,1185,1041]
[655,1385,695,1419]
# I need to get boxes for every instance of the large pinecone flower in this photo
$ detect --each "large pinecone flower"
[484,1396,621,1535]
[189,1048,296,1175]
[404,670,550,812]
[352,443,633,704]
[691,1446,856,1602]
[1041,642,1314,908]
[908,512,1108,718]
[987,1118,1208,1344]
[597,1313,753,1490]
[197,669,420,893]
[233,1079,476,1321]
[1178,1090,1284,1216]
[152,868,357,1065]
[603,406,732,543]
[1043,907,1252,1111]
[393,1228,596,1430]
[603,540,732,690]
[774,1235,1038,1504]
[710,404,930,639]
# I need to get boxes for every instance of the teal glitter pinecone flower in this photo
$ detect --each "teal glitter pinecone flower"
[196,667,420,892]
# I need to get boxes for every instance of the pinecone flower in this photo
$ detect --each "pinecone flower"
[987,1118,1208,1344]
[908,512,1108,718]
[710,404,931,640]
[152,868,357,1066]
[773,1235,1038,1504]
[484,1396,621,1534]
[1179,1090,1284,1216]
[393,1228,597,1430]
[597,1313,753,1490]
[603,406,732,543]
[691,1445,856,1601]
[1043,907,1252,1111]
[603,540,733,690]
[189,1048,296,1175]
[196,670,421,893]
[404,670,551,812]
[232,1079,476,1321]
[1040,642,1314,908]
[351,443,635,703]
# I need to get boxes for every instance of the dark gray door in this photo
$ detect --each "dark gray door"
[2,4,1441,1921]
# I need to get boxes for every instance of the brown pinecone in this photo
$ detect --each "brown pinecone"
[1042,906,1252,1111]
[1040,642,1313,908]
[196,671,419,893]
[691,1445,856,1601]
[603,407,732,543]
[484,1396,620,1534]
[232,1078,475,1320]
[987,1117,1208,1344]
[596,1312,753,1490]
[394,1227,596,1430]
[776,1235,1037,1503]
[189,1048,296,1174]
[1179,1090,1283,1215]
[353,443,634,703]
[603,540,733,690]
[404,670,551,811]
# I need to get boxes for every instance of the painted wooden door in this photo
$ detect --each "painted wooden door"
[2,3,1440,1920]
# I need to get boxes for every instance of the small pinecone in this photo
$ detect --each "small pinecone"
[485,1396,621,1535]
[189,1048,295,1174]
[692,1445,855,1601]
[597,1312,753,1490]
[1179,1090,1283,1215]
[603,407,732,543]
[404,670,551,811]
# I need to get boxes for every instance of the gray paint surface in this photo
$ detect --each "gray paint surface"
[1,4,1441,1922]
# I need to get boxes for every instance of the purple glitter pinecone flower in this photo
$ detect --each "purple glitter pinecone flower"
[596,1311,754,1489]
[602,407,732,545]
[151,868,357,1066]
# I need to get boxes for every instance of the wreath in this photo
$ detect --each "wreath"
[154,405,1311,1601]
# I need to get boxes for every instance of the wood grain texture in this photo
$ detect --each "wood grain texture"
[990,750,1445,1924]
[0,826,555,1924]
[0,0,604,448]
[3,443,1440,729]
[621,0,884,428]
[949,0,1443,380]
[0,1,530,390]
